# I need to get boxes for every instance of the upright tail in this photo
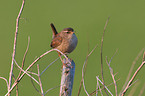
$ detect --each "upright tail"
[50,23,58,38]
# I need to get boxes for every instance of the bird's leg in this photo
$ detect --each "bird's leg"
[58,53,69,67]
[58,54,63,62]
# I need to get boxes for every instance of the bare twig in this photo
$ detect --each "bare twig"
[13,37,30,96]
[121,61,145,96]
[108,49,118,64]
[114,72,118,77]
[97,76,103,96]
[18,48,69,81]
[40,57,59,76]
[0,77,9,89]
[128,79,138,88]
[128,81,139,96]
[45,85,60,95]
[17,36,30,81]
[5,48,69,96]
[96,78,99,96]
[120,48,144,95]
[82,45,97,96]
[27,71,38,76]
[37,64,44,96]
[77,40,90,96]
[31,78,41,94]
[96,76,113,96]
[13,58,39,84]
[90,79,120,96]
[12,75,18,96]
[8,0,25,95]
[106,79,120,88]
[106,56,117,96]
[100,16,110,96]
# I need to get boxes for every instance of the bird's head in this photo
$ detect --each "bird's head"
[62,28,74,34]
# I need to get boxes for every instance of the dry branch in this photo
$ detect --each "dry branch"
[17,36,30,81]
[96,76,113,96]
[8,0,25,95]
[81,45,97,96]
[77,40,90,96]
[13,58,39,84]
[100,16,110,96]
[59,59,75,96]
[121,61,145,96]
[106,57,117,96]
[0,77,9,89]
[96,76,103,96]
[5,49,69,96]
[120,48,144,94]
[37,64,44,96]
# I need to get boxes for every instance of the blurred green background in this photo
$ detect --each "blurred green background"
[0,0,145,96]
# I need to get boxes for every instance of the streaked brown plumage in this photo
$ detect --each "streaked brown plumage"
[50,23,78,55]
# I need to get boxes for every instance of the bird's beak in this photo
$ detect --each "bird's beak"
[70,31,75,34]
[71,31,74,33]
[71,31,75,33]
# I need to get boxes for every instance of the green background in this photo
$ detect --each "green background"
[0,0,145,96]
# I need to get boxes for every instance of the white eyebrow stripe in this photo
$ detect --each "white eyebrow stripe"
[62,31,69,32]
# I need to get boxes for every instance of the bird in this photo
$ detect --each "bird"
[50,23,78,64]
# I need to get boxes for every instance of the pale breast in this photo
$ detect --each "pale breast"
[56,33,78,54]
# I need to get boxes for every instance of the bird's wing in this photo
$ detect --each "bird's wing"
[50,35,62,48]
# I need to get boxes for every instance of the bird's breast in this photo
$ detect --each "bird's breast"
[56,33,78,54]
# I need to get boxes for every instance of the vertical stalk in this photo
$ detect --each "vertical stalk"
[59,58,75,96]
[8,0,25,96]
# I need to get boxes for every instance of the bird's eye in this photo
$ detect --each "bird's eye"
[67,32,70,34]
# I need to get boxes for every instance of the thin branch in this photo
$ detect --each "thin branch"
[128,81,139,96]
[8,0,25,95]
[106,57,117,96]
[114,72,118,77]
[12,75,18,96]
[77,39,90,96]
[17,36,30,80]
[18,48,69,81]
[0,77,9,89]
[90,79,120,96]
[13,58,39,84]
[5,48,69,96]
[30,77,41,94]
[27,71,38,76]
[96,76,113,96]
[121,61,145,96]
[120,48,144,95]
[97,76,103,96]
[30,65,42,95]
[40,57,59,76]
[100,16,110,96]
[109,49,118,64]
[37,64,44,96]
[128,79,138,88]
[45,85,60,95]
[106,79,120,88]
[96,78,99,96]
[82,45,98,96]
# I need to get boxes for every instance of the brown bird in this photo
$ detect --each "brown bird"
[50,23,78,63]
